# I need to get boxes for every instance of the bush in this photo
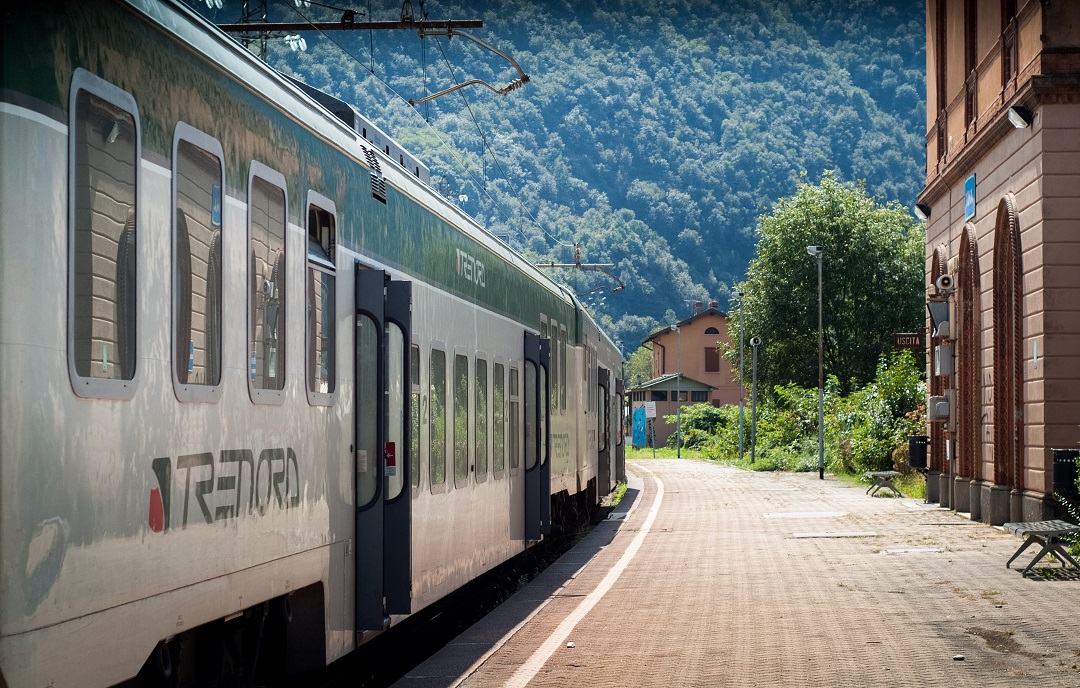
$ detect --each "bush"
[687,350,925,476]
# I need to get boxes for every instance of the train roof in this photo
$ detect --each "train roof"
[135,0,576,314]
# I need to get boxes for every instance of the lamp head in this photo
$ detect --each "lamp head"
[806,245,823,256]
[1008,106,1032,129]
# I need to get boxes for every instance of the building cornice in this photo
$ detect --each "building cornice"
[920,75,1080,207]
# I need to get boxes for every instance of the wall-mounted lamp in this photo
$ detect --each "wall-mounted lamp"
[1007,106,1032,129]
[927,300,950,339]
[914,203,931,221]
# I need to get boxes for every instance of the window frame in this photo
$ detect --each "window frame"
[67,68,141,400]
[453,348,471,489]
[429,342,448,494]
[492,357,507,480]
[474,352,490,484]
[410,339,423,495]
[704,346,721,373]
[171,122,225,403]
[559,325,568,412]
[304,190,338,407]
[509,361,521,475]
[246,161,289,404]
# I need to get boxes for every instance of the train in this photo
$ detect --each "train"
[0,1,626,686]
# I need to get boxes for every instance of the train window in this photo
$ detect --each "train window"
[509,367,520,471]
[493,362,506,477]
[475,357,489,482]
[356,314,379,508]
[429,348,447,489]
[524,361,537,471]
[172,127,224,401]
[68,70,139,399]
[597,385,607,453]
[559,326,567,411]
[386,323,405,500]
[539,363,548,466]
[247,163,288,401]
[410,344,421,489]
[306,193,337,404]
[549,319,558,414]
[453,353,469,487]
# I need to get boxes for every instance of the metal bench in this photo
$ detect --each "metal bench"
[1003,520,1080,573]
[865,471,902,497]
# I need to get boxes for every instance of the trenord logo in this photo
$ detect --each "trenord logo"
[455,248,486,288]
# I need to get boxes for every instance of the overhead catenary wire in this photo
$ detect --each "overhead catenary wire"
[272,0,573,253]
[430,33,573,250]
[276,1,530,244]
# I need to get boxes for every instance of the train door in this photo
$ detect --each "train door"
[523,332,551,540]
[615,377,626,482]
[597,367,611,494]
[354,266,412,632]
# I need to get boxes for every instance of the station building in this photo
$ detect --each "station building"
[628,301,742,447]
[919,0,1080,523]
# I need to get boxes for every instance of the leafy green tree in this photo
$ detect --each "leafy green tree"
[624,345,654,388]
[193,1,926,349]
[727,172,924,394]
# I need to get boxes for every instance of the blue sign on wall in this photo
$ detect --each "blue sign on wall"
[964,174,976,220]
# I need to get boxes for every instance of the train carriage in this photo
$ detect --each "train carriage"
[0,1,625,686]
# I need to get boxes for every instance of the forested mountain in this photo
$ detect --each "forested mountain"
[194,0,926,351]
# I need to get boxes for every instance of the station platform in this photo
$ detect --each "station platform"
[396,459,1080,687]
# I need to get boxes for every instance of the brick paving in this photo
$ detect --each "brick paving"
[398,459,1080,687]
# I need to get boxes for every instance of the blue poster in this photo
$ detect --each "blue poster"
[632,406,647,448]
[964,174,976,220]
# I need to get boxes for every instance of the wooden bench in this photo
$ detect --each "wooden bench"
[865,471,902,497]
[1003,520,1080,573]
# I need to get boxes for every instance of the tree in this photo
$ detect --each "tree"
[727,172,924,395]
[625,345,654,387]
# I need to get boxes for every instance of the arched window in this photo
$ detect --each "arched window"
[704,327,720,335]
[929,244,949,475]
[957,225,981,481]
[992,195,1023,496]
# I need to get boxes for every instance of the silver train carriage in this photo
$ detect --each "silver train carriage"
[0,1,626,686]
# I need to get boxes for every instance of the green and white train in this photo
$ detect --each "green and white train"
[0,1,625,685]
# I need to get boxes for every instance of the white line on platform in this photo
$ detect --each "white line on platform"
[880,547,944,554]
[503,465,665,688]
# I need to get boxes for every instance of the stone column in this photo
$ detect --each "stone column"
[987,484,1011,525]
[953,477,971,513]
[926,470,941,503]
[968,480,983,520]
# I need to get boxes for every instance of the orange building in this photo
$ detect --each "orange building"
[919,0,1080,523]
[629,301,743,446]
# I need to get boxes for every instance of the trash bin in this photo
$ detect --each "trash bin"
[1053,448,1079,499]
[908,435,929,470]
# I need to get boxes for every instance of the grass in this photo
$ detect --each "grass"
[601,481,628,507]
[627,444,927,499]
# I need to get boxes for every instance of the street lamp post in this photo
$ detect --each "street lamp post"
[733,292,746,463]
[807,245,825,480]
[675,324,682,459]
[749,335,761,464]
